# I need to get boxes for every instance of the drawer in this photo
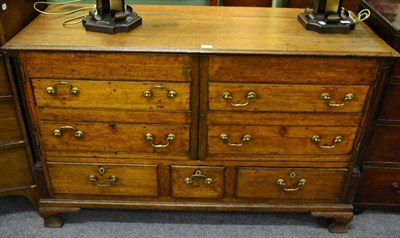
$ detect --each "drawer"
[0,55,12,97]
[209,83,369,113]
[0,147,34,189]
[378,82,400,121]
[366,125,400,163]
[208,55,379,85]
[32,80,190,111]
[40,122,190,155]
[207,125,357,155]
[171,165,224,198]
[23,52,192,82]
[0,101,23,143]
[47,162,159,197]
[357,167,400,204]
[235,167,347,201]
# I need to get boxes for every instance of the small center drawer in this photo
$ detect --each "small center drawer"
[235,167,347,201]
[171,165,225,198]
[47,162,159,197]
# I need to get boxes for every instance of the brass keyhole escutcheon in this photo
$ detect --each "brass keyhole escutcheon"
[99,166,106,175]
[289,172,296,179]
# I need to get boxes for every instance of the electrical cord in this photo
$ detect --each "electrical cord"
[347,8,371,24]
[34,0,94,26]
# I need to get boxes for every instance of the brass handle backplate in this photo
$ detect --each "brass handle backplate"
[145,133,176,148]
[320,93,353,107]
[392,182,400,193]
[276,178,307,192]
[53,126,84,138]
[88,175,118,187]
[312,135,343,149]
[220,133,252,147]
[222,91,256,107]
[46,82,80,95]
[88,166,118,187]
[184,170,213,185]
[143,85,177,99]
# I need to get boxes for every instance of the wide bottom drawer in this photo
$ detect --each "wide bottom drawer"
[0,146,34,189]
[356,166,400,204]
[47,163,159,197]
[235,167,347,201]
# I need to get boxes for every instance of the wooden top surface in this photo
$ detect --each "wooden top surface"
[2,5,398,57]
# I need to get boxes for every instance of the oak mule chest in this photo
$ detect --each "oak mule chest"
[3,5,397,232]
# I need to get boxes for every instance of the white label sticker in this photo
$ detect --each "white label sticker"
[2,3,7,11]
[340,20,352,24]
[201,45,214,49]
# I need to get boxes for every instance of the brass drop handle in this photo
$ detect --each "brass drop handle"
[46,82,80,95]
[88,175,118,187]
[53,126,84,138]
[145,133,176,148]
[222,91,256,107]
[276,178,307,192]
[220,133,252,147]
[320,93,354,107]
[391,182,400,193]
[184,170,213,185]
[143,85,177,98]
[312,135,343,149]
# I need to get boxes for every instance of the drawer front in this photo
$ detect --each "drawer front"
[208,55,379,85]
[357,167,400,204]
[0,101,23,143]
[47,162,159,196]
[392,58,400,77]
[366,125,400,163]
[40,122,190,155]
[235,167,347,201]
[33,80,190,111]
[378,82,400,121]
[171,165,224,198]
[0,147,34,189]
[24,52,192,82]
[207,126,357,155]
[209,83,368,113]
[0,56,12,97]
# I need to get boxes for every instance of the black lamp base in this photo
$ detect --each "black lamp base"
[82,11,142,34]
[298,8,355,34]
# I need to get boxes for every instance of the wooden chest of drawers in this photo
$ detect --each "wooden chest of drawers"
[3,5,397,232]
[355,0,400,209]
